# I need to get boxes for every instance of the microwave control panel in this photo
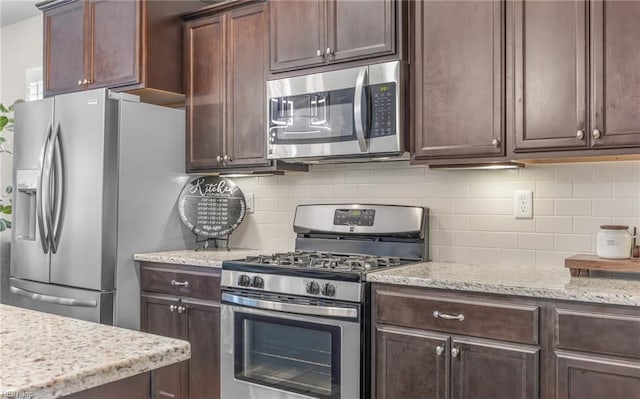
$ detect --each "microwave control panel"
[333,209,376,226]
[370,82,397,138]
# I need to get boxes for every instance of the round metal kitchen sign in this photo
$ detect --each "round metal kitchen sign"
[178,176,247,238]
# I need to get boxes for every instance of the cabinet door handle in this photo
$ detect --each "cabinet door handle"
[592,129,602,139]
[491,138,500,148]
[216,155,222,162]
[223,154,232,161]
[433,310,465,321]
[576,130,585,140]
[451,347,461,358]
[177,305,187,314]
[169,304,177,312]
[82,78,90,85]
[316,49,324,57]
[435,345,444,356]
[78,79,83,86]
[326,47,333,56]
[170,279,190,288]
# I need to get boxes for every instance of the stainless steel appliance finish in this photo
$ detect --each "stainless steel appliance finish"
[267,61,406,162]
[221,204,428,399]
[6,89,191,328]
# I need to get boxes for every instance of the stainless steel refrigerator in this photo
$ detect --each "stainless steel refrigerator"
[4,88,191,329]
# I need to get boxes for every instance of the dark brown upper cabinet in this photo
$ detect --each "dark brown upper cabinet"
[41,0,200,105]
[270,0,399,73]
[184,2,270,172]
[411,0,505,162]
[510,0,640,153]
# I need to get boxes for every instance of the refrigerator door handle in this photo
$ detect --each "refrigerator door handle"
[50,122,64,253]
[9,285,98,307]
[37,123,53,254]
[43,121,58,253]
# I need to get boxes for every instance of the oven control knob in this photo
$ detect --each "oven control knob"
[238,274,251,287]
[251,276,264,289]
[321,283,336,297]
[306,281,320,295]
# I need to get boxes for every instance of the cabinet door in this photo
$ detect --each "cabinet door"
[184,15,226,172]
[184,300,221,399]
[451,338,538,399]
[412,1,505,160]
[140,295,186,399]
[269,0,326,71]
[89,0,140,89]
[44,1,87,96]
[590,0,640,149]
[556,352,640,399]
[374,325,448,399]
[326,0,395,63]
[226,4,269,167]
[511,0,588,152]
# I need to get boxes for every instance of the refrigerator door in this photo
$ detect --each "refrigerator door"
[49,89,117,291]
[11,98,54,283]
[8,278,113,324]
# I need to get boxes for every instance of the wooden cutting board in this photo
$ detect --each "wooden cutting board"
[565,254,640,277]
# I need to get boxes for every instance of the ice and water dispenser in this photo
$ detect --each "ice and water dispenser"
[15,169,39,240]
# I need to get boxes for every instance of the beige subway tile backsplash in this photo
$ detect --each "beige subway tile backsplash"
[228,161,640,268]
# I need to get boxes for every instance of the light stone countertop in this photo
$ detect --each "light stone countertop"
[0,304,190,399]
[366,261,640,307]
[134,248,266,268]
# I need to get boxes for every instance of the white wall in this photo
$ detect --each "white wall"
[229,161,640,268]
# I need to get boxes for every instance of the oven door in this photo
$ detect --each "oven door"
[221,292,361,399]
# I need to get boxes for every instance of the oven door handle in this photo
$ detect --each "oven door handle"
[222,293,359,320]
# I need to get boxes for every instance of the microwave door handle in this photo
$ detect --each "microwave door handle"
[354,67,368,152]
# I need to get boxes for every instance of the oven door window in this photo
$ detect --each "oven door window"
[269,88,364,145]
[234,313,341,399]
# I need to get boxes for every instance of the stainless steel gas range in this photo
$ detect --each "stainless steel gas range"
[220,204,428,399]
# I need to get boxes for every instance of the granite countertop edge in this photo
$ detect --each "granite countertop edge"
[366,261,640,307]
[133,248,264,268]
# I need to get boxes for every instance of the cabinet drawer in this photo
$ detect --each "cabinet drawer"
[556,308,640,359]
[375,289,539,345]
[140,263,221,301]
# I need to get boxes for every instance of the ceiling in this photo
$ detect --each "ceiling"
[0,0,40,28]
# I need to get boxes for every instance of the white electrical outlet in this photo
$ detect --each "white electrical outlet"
[514,190,533,219]
[245,193,255,213]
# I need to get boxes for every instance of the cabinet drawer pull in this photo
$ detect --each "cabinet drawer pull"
[433,310,464,321]
[170,279,190,288]
[451,347,461,358]
[435,345,444,356]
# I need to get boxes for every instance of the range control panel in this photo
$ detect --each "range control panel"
[369,82,397,138]
[333,208,376,226]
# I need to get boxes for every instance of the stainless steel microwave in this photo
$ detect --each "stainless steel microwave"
[267,61,406,162]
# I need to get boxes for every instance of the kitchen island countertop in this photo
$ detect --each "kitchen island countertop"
[367,261,640,307]
[134,248,265,268]
[0,304,190,399]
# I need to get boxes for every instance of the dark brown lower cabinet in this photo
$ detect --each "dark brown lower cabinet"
[140,263,221,399]
[374,324,538,399]
[555,352,640,399]
[372,283,640,399]
[376,325,449,399]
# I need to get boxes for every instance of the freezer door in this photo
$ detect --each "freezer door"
[11,98,54,283]
[7,278,113,324]
[49,89,117,291]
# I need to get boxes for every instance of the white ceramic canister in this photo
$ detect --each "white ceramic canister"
[596,225,633,259]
